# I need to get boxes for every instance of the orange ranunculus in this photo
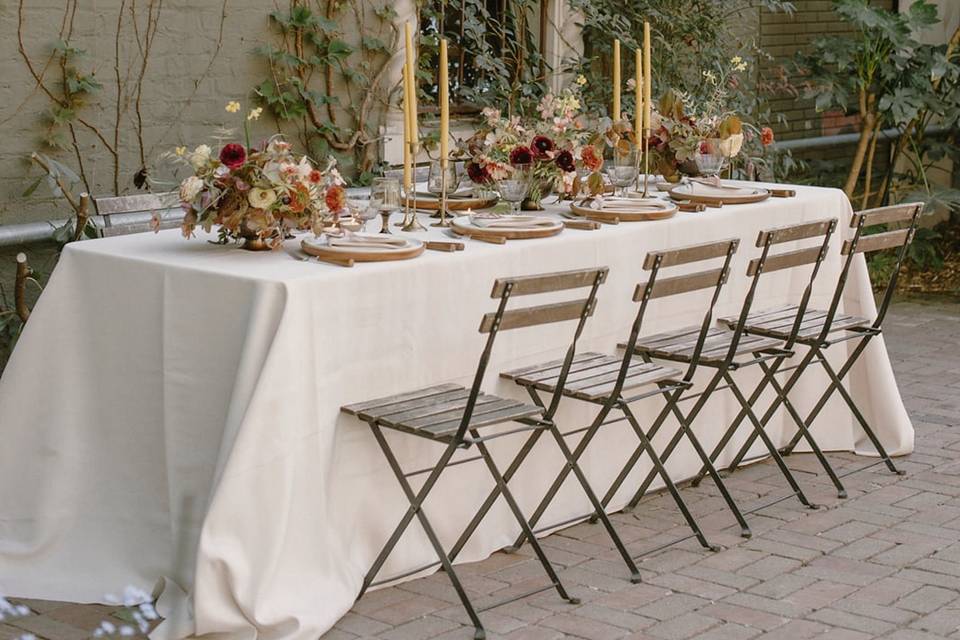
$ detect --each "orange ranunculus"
[761,126,775,146]
[581,145,603,172]
[288,183,310,213]
[325,185,346,212]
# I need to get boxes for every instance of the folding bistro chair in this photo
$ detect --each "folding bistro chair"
[341,267,609,640]
[710,203,923,491]
[501,238,754,558]
[616,219,839,517]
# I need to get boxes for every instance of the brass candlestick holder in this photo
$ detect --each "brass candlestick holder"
[399,141,428,232]
[431,157,452,228]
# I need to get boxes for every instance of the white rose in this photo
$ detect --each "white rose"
[187,144,211,170]
[179,175,204,202]
[719,133,744,158]
[248,188,277,209]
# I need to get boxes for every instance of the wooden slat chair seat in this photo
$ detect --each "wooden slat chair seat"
[626,325,782,366]
[501,352,682,402]
[342,383,543,443]
[718,305,871,343]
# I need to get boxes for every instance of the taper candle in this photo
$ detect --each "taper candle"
[643,22,652,132]
[401,58,412,194]
[439,38,449,165]
[635,48,643,140]
[404,22,418,147]
[612,39,621,120]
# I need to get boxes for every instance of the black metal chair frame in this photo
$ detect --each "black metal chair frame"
[613,219,839,519]
[706,204,923,492]
[503,239,756,560]
[342,268,613,640]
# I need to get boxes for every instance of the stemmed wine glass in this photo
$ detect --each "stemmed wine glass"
[496,164,532,215]
[693,138,726,181]
[370,177,400,234]
[606,148,638,198]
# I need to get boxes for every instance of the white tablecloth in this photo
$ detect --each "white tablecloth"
[0,184,912,639]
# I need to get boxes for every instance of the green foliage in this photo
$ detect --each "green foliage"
[255,0,397,180]
[41,40,101,151]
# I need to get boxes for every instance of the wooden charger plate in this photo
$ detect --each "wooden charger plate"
[569,198,677,222]
[412,193,499,211]
[667,181,771,206]
[301,235,425,262]
[450,215,564,241]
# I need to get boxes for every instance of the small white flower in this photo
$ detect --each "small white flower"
[179,175,204,202]
[719,133,744,158]
[576,74,587,86]
[248,188,278,209]
[247,107,264,121]
[187,144,211,170]
[225,101,241,113]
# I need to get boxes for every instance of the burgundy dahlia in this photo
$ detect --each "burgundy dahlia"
[466,161,492,185]
[555,150,575,172]
[531,135,555,159]
[219,143,247,170]
[509,145,534,165]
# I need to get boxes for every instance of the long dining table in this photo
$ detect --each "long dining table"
[0,182,912,640]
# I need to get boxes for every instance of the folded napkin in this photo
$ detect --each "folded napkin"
[327,234,408,250]
[683,180,754,196]
[590,197,672,213]
[470,214,556,229]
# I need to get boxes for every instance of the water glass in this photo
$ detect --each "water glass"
[427,161,460,197]
[371,177,400,233]
[694,139,726,178]
[606,149,638,197]
[496,164,531,215]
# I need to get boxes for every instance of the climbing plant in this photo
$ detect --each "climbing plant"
[254,0,402,183]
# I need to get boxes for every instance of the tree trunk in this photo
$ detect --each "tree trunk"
[860,119,881,210]
[843,105,877,198]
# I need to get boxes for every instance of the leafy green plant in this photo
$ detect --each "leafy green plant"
[255,1,400,183]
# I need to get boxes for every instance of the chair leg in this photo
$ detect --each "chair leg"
[657,384,752,538]
[508,400,615,552]
[781,338,871,455]
[689,352,802,486]
[721,372,818,509]
[473,438,580,605]
[447,428,546,561]
[364,424,486,638]
[619,402,717,552]
[817,352,904,475]
[624,370,726,510]
[755,358,848,498]
[545,422,644,583]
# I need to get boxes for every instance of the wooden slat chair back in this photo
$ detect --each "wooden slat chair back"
[94,192,180,237]
[628,238,740,384]
[729,218,838,354]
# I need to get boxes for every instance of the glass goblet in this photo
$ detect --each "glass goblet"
[427,161,460,198]
[496,164,532,215]
[371,177,401,234]
[606,149,638,197]
[694,138,726,179]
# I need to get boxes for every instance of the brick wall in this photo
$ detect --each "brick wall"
[759,0,896,143]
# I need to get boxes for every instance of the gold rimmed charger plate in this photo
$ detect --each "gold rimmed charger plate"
[301,235,425,262]
[450,215,564,241]
[412,193,499,211]
[570,198,678,222]
[667,181,771,206]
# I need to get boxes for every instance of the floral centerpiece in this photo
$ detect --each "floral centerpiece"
[168,102,345,250]
[464,79,591,209]
[648,57,774,182]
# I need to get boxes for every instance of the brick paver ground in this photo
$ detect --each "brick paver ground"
[3,298,959,640]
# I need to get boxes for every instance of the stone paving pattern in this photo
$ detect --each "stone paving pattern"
[2,299,959,640]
